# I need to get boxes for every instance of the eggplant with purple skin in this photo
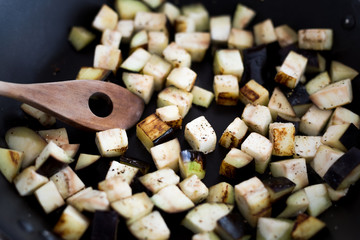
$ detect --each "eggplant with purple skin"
[119,155,151,175]
[91,211,119,240]
[281,83,310,106]
[241,45,267,86]
[339,123,360,150]
[215,213,251,240]
[262,176,296,203]
[179,149,206,180]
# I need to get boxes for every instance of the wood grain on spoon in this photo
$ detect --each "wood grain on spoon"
[0,80,145,131]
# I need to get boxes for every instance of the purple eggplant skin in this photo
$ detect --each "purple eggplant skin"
[119,155,151,175]
[36,157,68,177]
[280,83,310,105]
[241,45,267,86]
[152,128,175,146]
[91,211,119,240]
[215,213,252,240]
[339,123,359,150]
[180,149,206,168]
[323,147,360,190]
[262,176,296,199]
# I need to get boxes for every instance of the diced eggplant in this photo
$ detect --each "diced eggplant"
[257,217,293,240]
[150,138,181,171]
[241,104,272,136]
[291,214,325,240]
[53,205,90,240]
[215,213,251,240]
[155,105,183,129]
[282,83,310,106]
[92,4,118,31]
[101,29,122,48]
[241,132,273,174]
[268,87,296,119]
[327,106,360,129]
[269,122,296,157]
[21,104,56,127]
[234,177,271,227]
[128,211,170,240]
[321,124,354,151]
[166,67,197,92]
[253,19,277,45]
[93,44,122,73]
[139,168,180,194]
[175,32,211,62]
[330,60,359,82]
[134,12,166,32]
[159,2,180,25]
[148,31,169,56]
[339,123,359,150]
[232,3,255,29]
[311,145,344,178]
[121,48,151,72]
[241,45,267,85]
[151,184,195,213]
[179,175,209,204]
[239,79,269,106]
[111,192,154,225]
[95,128,128,157]
[130,29,148,52]
[91,211,119,240]
[326,184,348,202]
[179,149,206,180]
[305,71,331,95]
[98,176,132,202]
[210,15,231,44]
[115,1,150,20]
[181,3,209,32]
[294,136,322,161]
[76,67,111,81]
[68,26,95,51]
[67,187,110,212]
[213,75,239,106]
[213,49,244,80]
[0,148,23,182]
[182,203,233,233]
[299,105,332,136]
[228,28,253,50]
[298,51,326,73]
[34,181,65,214]
[59,143,80,159]
[323,147,360,190]
[191,86,215,108]
[206,182,234,205]
[142,54,172,91]
[175,15,195,33]
[219,118,248,149]
[162,42,191,68]
[14,166,49,196]
[50,166,85,199]
[157,86,193,118]
[123,72,155,104]
[275,24,298,48]
[304,184,332,217]
[263,176,296,203]
[105,160,139,184]
[277,189,309,218]
[116,19,135,43]
[298,29,333,51]
[193,232,220,240]
[219,148,253,179]
[38,128,69,146]
[5,126,47,168]
[293,103,312,118]
[270,158,308,191]
[119,155,151,175]
[185,116,217,154]
[136,114,174,152]
[75,153,101,171]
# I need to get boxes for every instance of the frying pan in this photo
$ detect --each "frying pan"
[0,0,359,239]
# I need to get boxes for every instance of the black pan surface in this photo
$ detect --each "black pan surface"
[0,0,360,239]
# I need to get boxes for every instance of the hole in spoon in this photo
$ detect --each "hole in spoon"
[88,92,113,118]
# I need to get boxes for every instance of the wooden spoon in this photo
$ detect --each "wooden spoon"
[0,80,145,131]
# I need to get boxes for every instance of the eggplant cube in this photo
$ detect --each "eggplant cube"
[326,184,349,202]
[311,145,344,178]
[142,0,165,10]
[122,72,155,104]
[50,166,85,199]
[294,136,322,161]
[241,132,273,174]
[138,168,180,194]
[128,211,170,240]
[275,24,298,48]
[323,147,360,190]
[191,86,215,108]
[150,138,181,171]
[93,44,122,72]
[268,87,296,119]
[105,160,139,184]
[269,122,295,156]
[182,203,233,233]
[207,182,235,205]
[157,86,193,118]
[215,213,251,240]
[275,51,308,89]
[34,181,65,214]
[91,211,119,240]
[253,19,277,45]
[92,4,118,31]
[119,155,151,175]
[299,105,332,136]
[95,128,128,157]
[185,116,217,154]
[304,184,332,217]
[277,189,309,218]
[155,105,182,129]
[234,177,271,227]
[75,67,110,81]
[53,205,90,240]
[38,127,69,146]
[270,158,308,191]
[228,28,254,50]
[115,1,150,20]
[242,104,272,136]
[298,29,333,51]
[166,67,197,92]
[262,176,296,203]
[111,192,154,225]
[14,166,49,196]
[116,20,134,43]
[67,187,110,212]
[310,79,353,110]
[239,79,269,106]
[305,71,331,95]
[219,117,248,149]
[151,184,195,213]
[181,3,209,32]
[210,15,231,44]
[219,148,253,179]
[136,114,174,152]
[193,232,220,240]
[327,106,360,129]
[0,148,23,182]
[68,26,95,51]
[98,176,132,202]
[179,150,206,180]
[134,12,166,32]
[179,175,209,204]
[175,16,196,33]
[121,48,151,72]
[175,32,211,62]
[75,153,100,171]
[130,29,148,52]
[213,75,239,106]
[232,3,255,29]
[162,42,191,68]
[101,29,122,48]
[257,217,293,240]
[321,124,352,151]
[160,3,180,25]
[330,60,359,82]
[142,54,172,91]
[21,103,56,127]
[148,31,169,56]
[291,214,325,240]
[213,49,244,80]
